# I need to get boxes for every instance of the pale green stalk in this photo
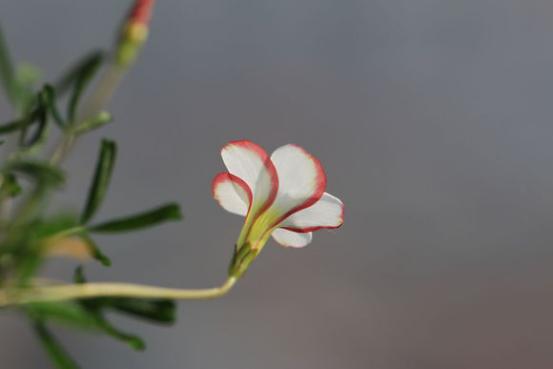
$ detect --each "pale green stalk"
[0,277,237,306]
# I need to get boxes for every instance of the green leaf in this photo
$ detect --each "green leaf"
[55,51,104,96]
[95,319,146,351]
[102,298,176,324]
[30,301,145,352]
[32,320,81,369]
[17,86,61,149]
[1,172,21,197]
[0,88,50,138]
[66,52,104,123]
[42,85,65,128]
[72,267,145,350]
[8,215,80,281]
[0,118,26,134]
[76,266,175,322]
[80,234,111,266]
[0,26,17,105]
[4,159,64,188]
[29,290,146,352]
[90,203,182,233]
[81,139,117,224]
[20,94,48,148]
[27,302,100,330]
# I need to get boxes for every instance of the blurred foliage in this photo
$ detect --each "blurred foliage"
[0,3,181,368]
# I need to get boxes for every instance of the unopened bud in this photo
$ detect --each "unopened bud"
[116,0,155,67]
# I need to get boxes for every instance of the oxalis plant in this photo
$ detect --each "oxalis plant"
[0,1,344,368]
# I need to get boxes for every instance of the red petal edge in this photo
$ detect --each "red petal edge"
[212,172,253,213]
[269,144,327,229]
[282,200,345,233]
[221,140,279,217]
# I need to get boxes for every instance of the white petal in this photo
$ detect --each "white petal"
[271,228,313,248]
[267,144,326,224]
[221,140,277,215]
[212,172,251,216]
[280,192,344,231]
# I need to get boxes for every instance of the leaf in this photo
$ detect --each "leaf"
[72,266,176,323]
[101,298,176,324]
[95,319,145,351]
[0,173,21,197]
[4,159,64,188]
[0,26,17,105]
[81,139,117,224]
[66,52,104,123]
[73,267,145,350]
[80,234,111,266]
[55,51,104,96]
[27,302,100,330]
[27,301,147,351]
[0,118,26,134]
[8,215,81,282]
[32,320,81,369]
[29,297,146,352]
[0,88,50,138]
[42,85,65,128]
[20,93,48,148]
[17,85,61,149]
[90,203,182,233]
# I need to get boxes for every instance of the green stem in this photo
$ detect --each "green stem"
[49,64,125,166]
[0,277,237,306]
[49,226,87,239]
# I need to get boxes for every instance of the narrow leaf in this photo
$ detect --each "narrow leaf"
[66,52,104,123]
[43,85,65,128]
[81,234,111,266]
[104,298,176,324]
[90,203,182,233]
[4,159,64,187]
[0,118,26,134]
[20,95,48,148]
[55,51,104,96]
[32,321,81,369]
[27,302,100,330]
[81,139,117,224]
[0,26,17,104]
[95,319,146,351]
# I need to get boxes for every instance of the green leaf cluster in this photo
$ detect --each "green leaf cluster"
[0,20,184,369]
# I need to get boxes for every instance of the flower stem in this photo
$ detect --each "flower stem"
[0,277,237,306]
[49,64,125,166]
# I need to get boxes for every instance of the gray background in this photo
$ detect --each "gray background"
[1,0,553,368]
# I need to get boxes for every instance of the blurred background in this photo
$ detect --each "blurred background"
[1,0,553,368]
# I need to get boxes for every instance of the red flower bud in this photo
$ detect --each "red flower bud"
[116,0,156,67]
[127,0,155,27]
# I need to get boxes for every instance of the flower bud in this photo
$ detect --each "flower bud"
[115,0,155,67]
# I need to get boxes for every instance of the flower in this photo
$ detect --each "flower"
[212,140,344,277]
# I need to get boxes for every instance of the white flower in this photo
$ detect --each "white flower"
[212,140,344,268]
